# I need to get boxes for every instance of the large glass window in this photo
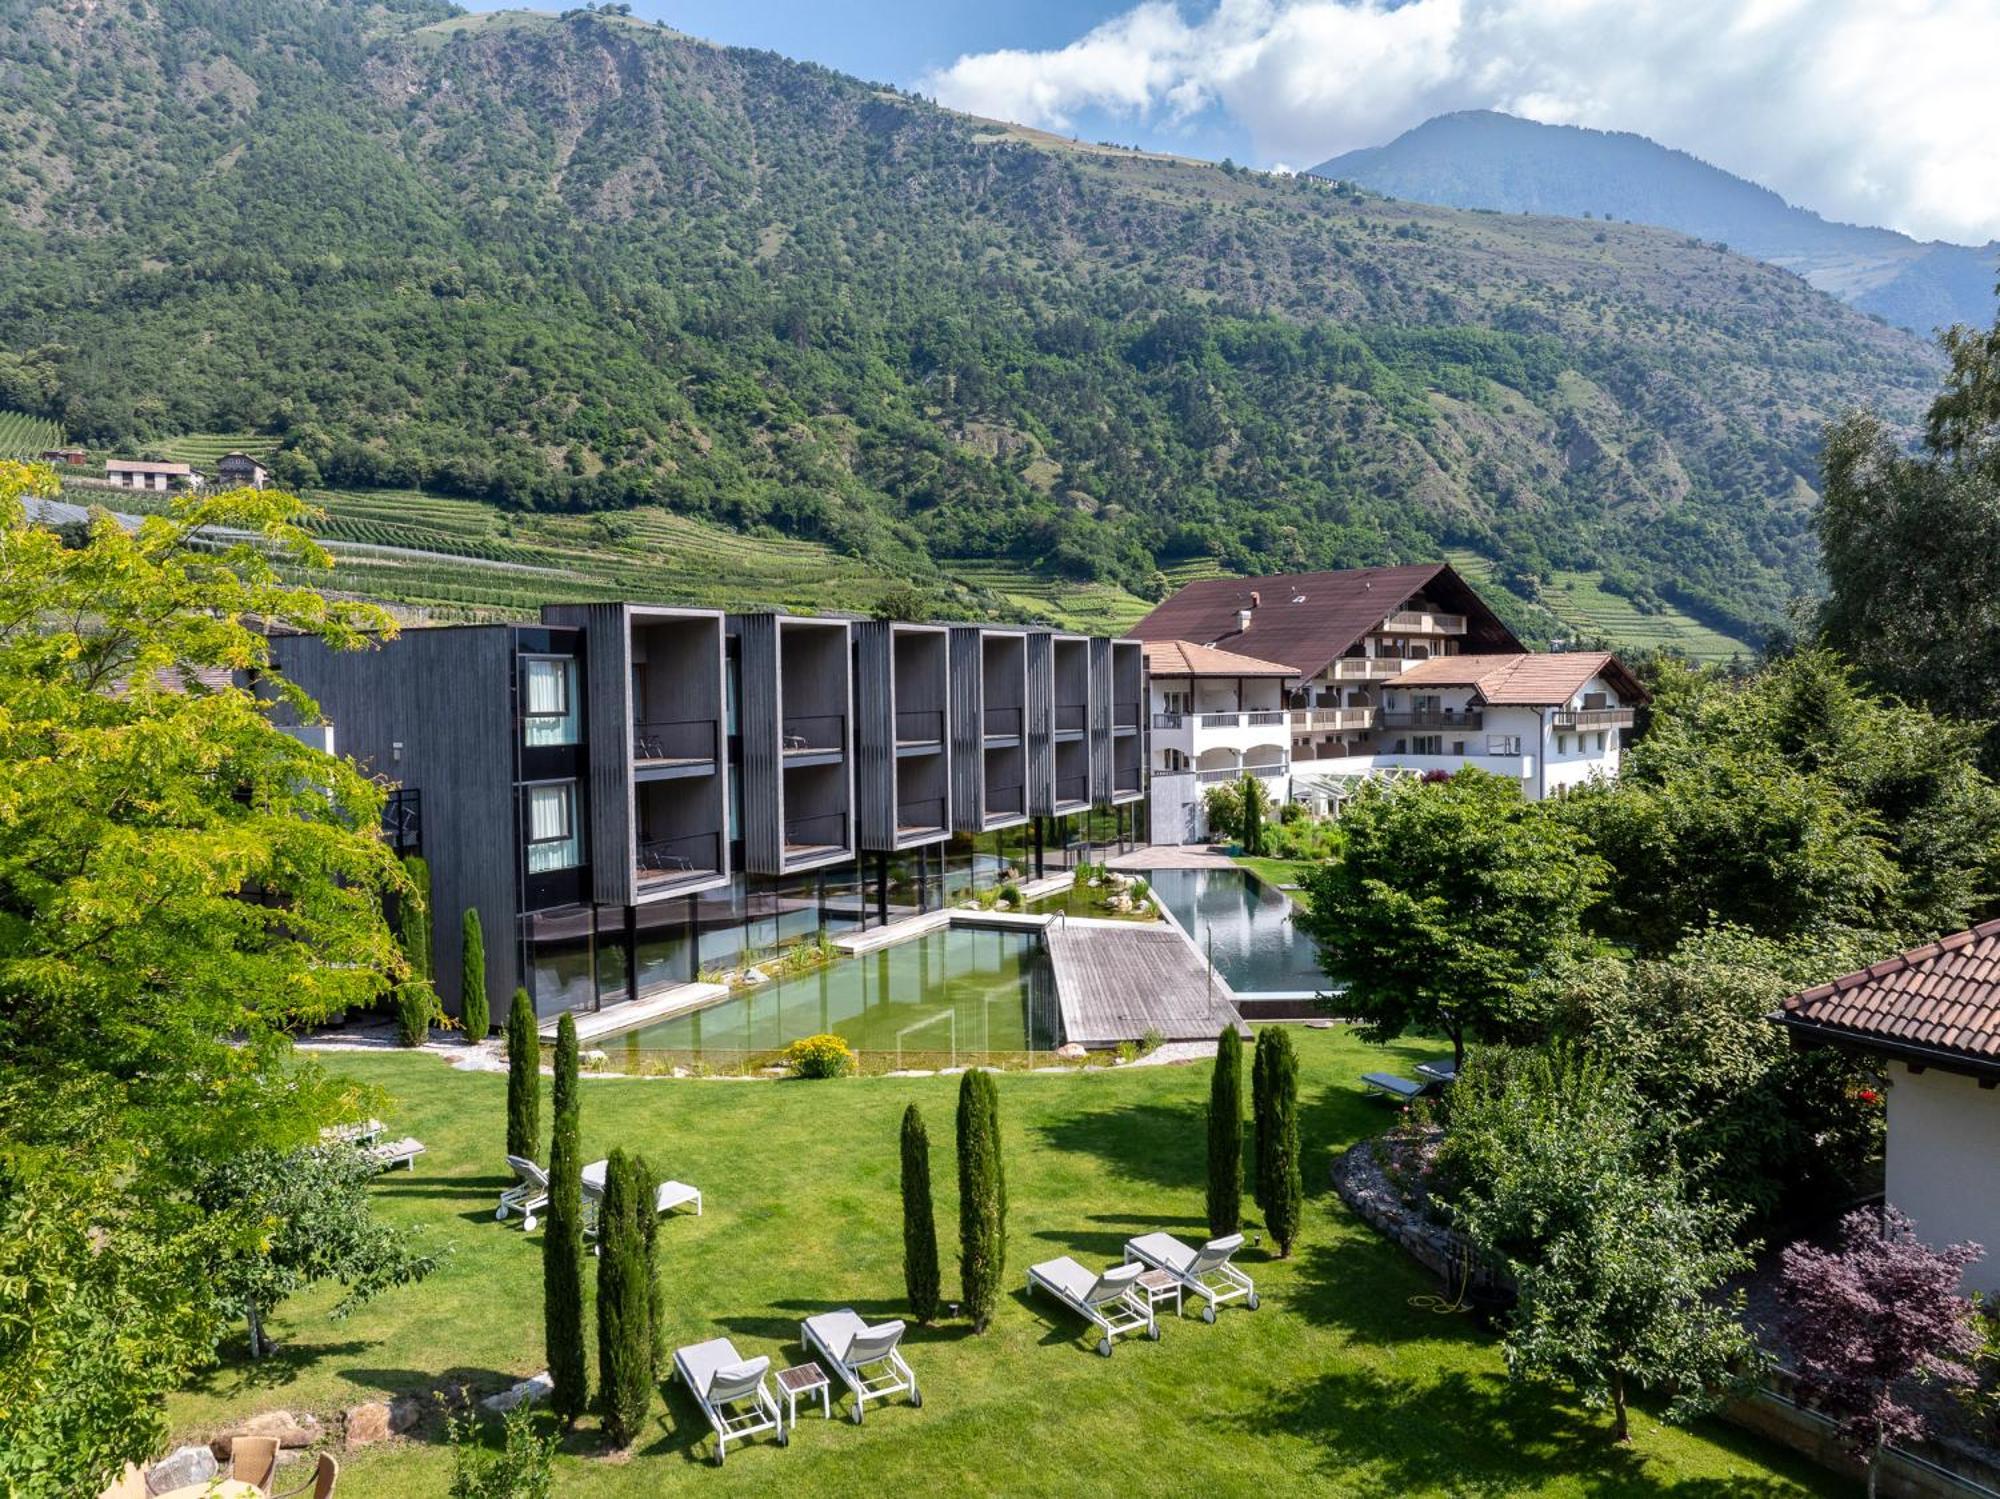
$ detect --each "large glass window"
[634,898,693,995]
[522,907,596,1014]
[522,656,580,746]
[526,781,582,873]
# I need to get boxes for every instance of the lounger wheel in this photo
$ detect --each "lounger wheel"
[522,1212,537,1231]
[911,1390,923,1409]
[1248,1292,1261,1310]
[1202,1303,1216,1324]
[1149,1322,1162,1340]
[779,1427,790,1447]
[495,1204,508,1221]
[851,1402,864,1425]
[1097,1336,1113,1358]
[713,1446,726,1468]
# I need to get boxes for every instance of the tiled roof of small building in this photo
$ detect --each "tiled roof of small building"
[1140,640,1298,677]
[1394,651,1648,705]
[1777,918,2000,1075]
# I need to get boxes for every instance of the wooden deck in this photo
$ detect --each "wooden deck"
[1045,922,1247,1048]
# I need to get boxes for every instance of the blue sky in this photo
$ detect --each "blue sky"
[461,1,2000,243]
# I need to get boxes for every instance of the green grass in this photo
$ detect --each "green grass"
[155,432,276,466]
[1445,549,1753,663]
[940,559,1157,634]
[1235,855,1314,889]
[169,1033,1839,1497]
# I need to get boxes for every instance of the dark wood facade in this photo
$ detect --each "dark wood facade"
[733,613,856,873]
[854,620,951,851]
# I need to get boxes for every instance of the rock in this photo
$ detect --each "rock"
[481,1371,553,1414]
[343,1396,421,1448]
[993,900,1011,912]
[581,1048,608,1069]
[147,1446,217,1493]
[1055,1042,1088,1060]
[741,966,769,985]
[210,1411,320,1460]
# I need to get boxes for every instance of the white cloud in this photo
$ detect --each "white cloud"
[920,0,2000,244]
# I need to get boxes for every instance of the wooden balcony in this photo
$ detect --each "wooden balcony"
[1331,657,1406,681]
[1552,706,1636,730]
[1289,706,1376,733]
[1380,609,1467,634]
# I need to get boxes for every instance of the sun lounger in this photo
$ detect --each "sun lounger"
[1414,1057,1459,1087]
[674,1336,786,1465]
[1124,1232,1259,1322]
[1360,1071,1427,1102]
[580,1161,701,1241]
[1026,1256,1158,1356]
[320,1118,384,1147]
[496,1155,549,1229]
[800,1309,920,1423]
[364,1136,425,1172]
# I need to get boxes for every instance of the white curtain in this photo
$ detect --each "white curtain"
[523,658,578,746]
[526,783,580,872]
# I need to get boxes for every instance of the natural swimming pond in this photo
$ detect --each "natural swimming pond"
[1143,866,1327,997]
[605,925,1059,1070]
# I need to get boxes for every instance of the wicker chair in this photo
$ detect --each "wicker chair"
[272,1452,339,1499]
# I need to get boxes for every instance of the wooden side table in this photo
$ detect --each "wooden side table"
[776,1361,831,1427]
[1136,1267,1183,1319]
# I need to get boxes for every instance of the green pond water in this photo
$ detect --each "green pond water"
[607,925,1059,1066]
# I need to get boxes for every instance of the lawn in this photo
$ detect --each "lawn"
[1236,854,1315,890]
[172,1030,1842,1497]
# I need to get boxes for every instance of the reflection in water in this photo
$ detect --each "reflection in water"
[1144,867,1327,996]
[614,926,1057,1066]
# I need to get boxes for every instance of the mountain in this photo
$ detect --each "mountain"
[1311,111,2000,339]
[0,4,1948,644]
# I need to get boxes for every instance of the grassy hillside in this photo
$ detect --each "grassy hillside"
[0,2,1944,644]
[1445,548,1754,662]
[0,410,59,458]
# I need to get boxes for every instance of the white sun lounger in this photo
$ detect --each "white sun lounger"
[365,1136,425,1172]
[496,1155,549,1230]
[1124,1232,1259,1322]
[580,1161,701,1241]
[1026,1257,1158,1356]
[674,1337,786,1465]
[800,1309,920,1423]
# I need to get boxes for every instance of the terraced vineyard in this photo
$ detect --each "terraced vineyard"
[1446,549,1755,663]
[154,432,276,467]
[0,409,60,459]
[940,560,1157,634]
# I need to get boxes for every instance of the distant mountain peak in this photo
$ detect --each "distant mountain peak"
[1311,111,1998,336]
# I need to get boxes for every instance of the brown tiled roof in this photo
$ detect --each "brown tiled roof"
[1130,564,1521,680]
[1394,651,1649,705]
[1778,919,2000,1075]
[1141,639,1298,678]
[105,458,194,475]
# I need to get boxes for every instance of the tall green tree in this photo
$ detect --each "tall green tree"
[595,1149,654,1449]
[1252,1028,1302,1257]
[901,1104,941,1324]
[395,855,437,1046]
[1240,771,1266,855]
[1439,1047,1758,1443]
[1299,772,1605,1068]
[460,908,489,1038]
[0,464,407,1497]
[505,988,541,1163]
[1207,1026,1244,1239]
[544,1014,587,1424]
[956,1070,1005,1333]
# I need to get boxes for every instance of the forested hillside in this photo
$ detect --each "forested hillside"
[0,2,1946,642]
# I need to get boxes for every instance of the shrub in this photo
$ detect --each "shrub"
[1139,1027,1164,1055]
[997,880,1023,908]
[504,988,540,1162]
[1203,780,1244,842]
[544,1014,587,1424]
[460,908,489,1038]
[395,980,436,1047]
[1207,1026,1243,1237]
[785,1032,855,1079]
[595,1150,654,1448]
[957,1069,1005,1332]
[901,1104,941,1323]
[447,1404,557,1499]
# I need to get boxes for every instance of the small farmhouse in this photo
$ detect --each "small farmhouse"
[104,458,198,492]
[1777,921,2000,1294]
[216,450,269,490]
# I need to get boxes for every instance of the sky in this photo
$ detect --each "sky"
[464,1,2000,245]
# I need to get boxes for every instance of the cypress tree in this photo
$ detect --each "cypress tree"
[460,907,489,1038]
[1252,1027,1278,1219]
[505,987,540,1162]
[1265,1029,1303,1258]
[957,1069,1004,1332]
[596,1149,653,1448]
[640,1152,664,1378]
[900,1104,940,1323]
[1240,772,1264,855]
[544,1013,588,1425]
[1207,1026,1243,1239]
[393,855,435,1046]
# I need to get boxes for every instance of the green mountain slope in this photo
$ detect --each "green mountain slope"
[0,3,1945,643]
[1313,111,2000,339]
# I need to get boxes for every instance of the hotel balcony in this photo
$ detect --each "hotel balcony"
[855,620,952,851]
[734,613,856,874]
[1378,708,1485,731]
[1030,631,1094,817]
[1331,657,1407,681]
[1289,706,1377,734]
[950,626,1032,831]
[1552,706,1636,730]
[1380,609,1468,634]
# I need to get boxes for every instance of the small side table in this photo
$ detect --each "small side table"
[1136,1267,1183,1320]
[776,1361,831,1427]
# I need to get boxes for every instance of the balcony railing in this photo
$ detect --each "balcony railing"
[1381,609,1468,634]
[1379,709,1484,730]
[1290,707,1376,732]
[984,705,1023,739]
[637,830,721,882]
[1196,763,1287,784]
[1331,657,1406,681]
[895,708,944,744]
[1154,712,1186,730]
[783,811,849,851]
[896,795,946,833]
[634,718,717,763]
[1055,773,1090,806]
[1052,703,1086,733]
[1113,703,1141,729]
[782,714,846,753]
[987,783,1025,817]
[1552,706,1636,730]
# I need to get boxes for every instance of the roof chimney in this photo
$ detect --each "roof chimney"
[1237,590,1258,633]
